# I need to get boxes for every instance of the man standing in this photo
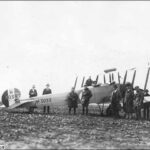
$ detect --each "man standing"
[66,87,79,115]
[124,83,134,119]
[29,85,38,98]
[111,84,122,118]
[134,86,144,120]
[143,89,150,120]
[43,83,52,95]
[81,85,92,115]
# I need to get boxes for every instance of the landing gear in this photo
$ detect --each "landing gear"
[43,106,50,114]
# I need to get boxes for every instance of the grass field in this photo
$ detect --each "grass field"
[0,105,150,149]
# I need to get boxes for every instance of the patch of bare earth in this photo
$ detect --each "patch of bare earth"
[0,106,150,149]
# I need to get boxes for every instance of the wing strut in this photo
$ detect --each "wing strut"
[109,73,112,83]
[144,67,150,91]
[95,75,99,84]
[112,73,114,82]
[81,76,85,87]
[74,76,78,89]
[118,72,120,85]
[103,74,106,84]
[123,70,128,85]
[131,70,136,87]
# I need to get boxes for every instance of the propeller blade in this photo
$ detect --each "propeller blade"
[74,76,78,89]
[118,72,120,85]
[95,75,99,84]
[109,73,111,83]
[144,67,150,91]
[81,76,85,87]
[103,75,106,84]
[131,70,136,87]
[123,70,128,85]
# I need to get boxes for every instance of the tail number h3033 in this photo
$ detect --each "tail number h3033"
[36,98,52,105]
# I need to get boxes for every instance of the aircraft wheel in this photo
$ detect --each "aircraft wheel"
[29,107,34,113]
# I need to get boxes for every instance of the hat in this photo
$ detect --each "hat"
[71,87,75,90]
[113,84,118,89]
[46,83,50,86]
[145,89,149,92]
[126,82,132,87]
[134,86,139,90]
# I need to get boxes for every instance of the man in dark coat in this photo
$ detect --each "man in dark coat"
[43,83,52,95]
[110,84,122,118]
[66,87,79,115]
[85,76,93,86]
[134,86,144,120]
[81,85,92,115]
[143,89,150,120]
[124,83,134,119]
[29,85,38,98]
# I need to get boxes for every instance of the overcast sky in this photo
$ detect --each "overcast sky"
[0,1,150,98]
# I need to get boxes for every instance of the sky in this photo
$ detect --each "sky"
[0,1,150,99]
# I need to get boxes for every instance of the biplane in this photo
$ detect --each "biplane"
[0,67,150,115]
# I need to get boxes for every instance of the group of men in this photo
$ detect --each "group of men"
[28,78,148,120]
[66,85,92,115]
[110,83,145,120]
[29,84,52,98]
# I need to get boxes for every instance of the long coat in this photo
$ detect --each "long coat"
[66,91,79,108]
[29,89,37,98]
[81,88,92,107]
[124,89,134,113]
[134,90,144,109]
[43,88,52,95]
[111,89,121,112]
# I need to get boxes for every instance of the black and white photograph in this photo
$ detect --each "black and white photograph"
[0,1,150,149]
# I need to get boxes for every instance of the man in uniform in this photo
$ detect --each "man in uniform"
[43,83,52,95]
[124,83,134,119]
[66,87,79,115]
[110,84,122,118]
[85,76,93,86]
[81,85,92,115]
[134,86,144,120]
[29,85,38,98]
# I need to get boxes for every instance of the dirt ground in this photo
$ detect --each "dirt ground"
[0,105,150,149]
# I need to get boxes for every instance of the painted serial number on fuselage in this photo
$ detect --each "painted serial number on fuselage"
[36,98,51,105]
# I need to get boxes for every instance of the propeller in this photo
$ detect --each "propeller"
[131,70,136,87]
[81,76,85,87]
[73,76,78,90]
[144,67,150,91]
